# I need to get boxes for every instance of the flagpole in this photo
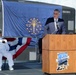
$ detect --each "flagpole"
[1,0,4,37]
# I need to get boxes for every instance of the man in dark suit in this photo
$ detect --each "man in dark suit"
[38,9,66,62]
[45,9,66,34]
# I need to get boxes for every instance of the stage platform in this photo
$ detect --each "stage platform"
[0,61,76,75]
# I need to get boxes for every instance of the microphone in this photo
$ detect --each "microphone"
[56,22,59,31]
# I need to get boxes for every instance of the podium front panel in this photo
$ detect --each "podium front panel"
[42,35,76,74]
[49,51,76,73]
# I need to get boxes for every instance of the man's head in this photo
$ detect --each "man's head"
[53,9,60,19]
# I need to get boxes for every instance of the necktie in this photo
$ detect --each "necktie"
[54,19,58,31]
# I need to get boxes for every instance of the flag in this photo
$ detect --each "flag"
[2,1,62,37]
[4,37,31,59]
[2,1,62,46]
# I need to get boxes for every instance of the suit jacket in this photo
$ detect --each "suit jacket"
[45,17,66,34]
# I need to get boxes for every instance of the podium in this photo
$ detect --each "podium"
[42,34,76,74]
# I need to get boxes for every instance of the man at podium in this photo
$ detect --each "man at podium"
[45,9,66,34]
[38,9,66,62]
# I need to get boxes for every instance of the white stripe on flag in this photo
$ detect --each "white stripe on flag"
[9,37,28,55]
[8,38,18,46]
[22,38,27,44]
[1,0,4,36]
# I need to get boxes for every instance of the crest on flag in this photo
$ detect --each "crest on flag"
[26,18,42,36]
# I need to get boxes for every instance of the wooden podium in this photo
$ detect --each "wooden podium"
[42,34,76,74]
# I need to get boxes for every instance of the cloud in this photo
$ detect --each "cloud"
[27,0,76,9]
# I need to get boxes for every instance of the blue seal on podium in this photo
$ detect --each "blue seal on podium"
[56,52,69,71]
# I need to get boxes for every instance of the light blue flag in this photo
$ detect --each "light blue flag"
[2,0,62,45]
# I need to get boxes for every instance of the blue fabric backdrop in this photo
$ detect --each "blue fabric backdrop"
[2,1,62,37]
[2,1,62,46]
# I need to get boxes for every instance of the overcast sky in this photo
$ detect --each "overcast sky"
[27,0,76,9]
